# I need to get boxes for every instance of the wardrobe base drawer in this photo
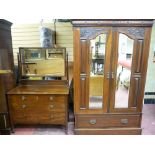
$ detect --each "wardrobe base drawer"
[74,128,142,135]
[75,114,141,128]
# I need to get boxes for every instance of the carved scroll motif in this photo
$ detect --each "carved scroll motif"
[127,28,144,38]
[119,28,145,39]
[80,28,108,39]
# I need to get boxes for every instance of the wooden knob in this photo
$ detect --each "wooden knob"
[22,104,26,109]
[49,96,53,101]
[22,96,26,100]
[50,104,54,109]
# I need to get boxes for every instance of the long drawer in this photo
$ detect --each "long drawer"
[75,114,141,128]
[8,94,66,104]
[13,112,66,125]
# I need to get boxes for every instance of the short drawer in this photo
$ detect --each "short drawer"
[38,95,66,104]
[75,114,141,128]
[8,95,37,106]
[36,102,66,112]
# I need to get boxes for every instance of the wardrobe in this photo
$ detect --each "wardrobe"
[0,19,15,134]
[72,20,153,135]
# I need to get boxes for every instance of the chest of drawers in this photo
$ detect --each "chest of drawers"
[7,85,69,132]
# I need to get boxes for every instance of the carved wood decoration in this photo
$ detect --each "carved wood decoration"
[80,27,109,39]
[117,28,145,39]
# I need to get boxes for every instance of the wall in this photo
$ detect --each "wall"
[11,22,73,64]
[144,21,155,103]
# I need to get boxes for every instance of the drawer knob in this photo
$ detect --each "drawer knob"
[22,96,26,100]
[22,104,26,109]
[89,119,96,125]
[121,119,128,125]
[50,104,54,108]
[50,96,53,101]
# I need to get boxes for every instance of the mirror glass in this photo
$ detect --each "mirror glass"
[20,48,66,79]
[115,33,134,108]
[89,34,106,109]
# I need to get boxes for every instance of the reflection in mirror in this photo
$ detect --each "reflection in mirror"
[20,48,65,79]
[89,34,106,109]
[115,33,134,108]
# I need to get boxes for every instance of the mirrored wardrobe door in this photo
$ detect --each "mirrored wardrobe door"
[77,28,112,113]
[88,34,106,109]
[110,28,145,113]
[114,33,134,109]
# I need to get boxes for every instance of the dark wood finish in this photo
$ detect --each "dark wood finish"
[75,114,141,128]
[72,19,153,27]
[7,85,69,129]
[7,46,69,133]
[0,20,15,135]
[0,20,15,91]
[73,20,153,135]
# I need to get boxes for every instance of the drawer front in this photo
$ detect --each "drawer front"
[13,112,38,124]
[13,112,66,125]
[75,128,142,135]
[76,114,141,128]
[8,95,37,104]
[38,95,66,104]
[8,94,66,111]
[8,94,67,125]
[36,102,66,112]
[8,95,37,110]
[36,95,66,112]
[38,112,66,125]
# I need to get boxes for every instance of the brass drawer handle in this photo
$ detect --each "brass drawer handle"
[50,104,54,109]
[89,119,96,125]
[121,119,128,125]
[22,104,26,109]
[80,73,86,80]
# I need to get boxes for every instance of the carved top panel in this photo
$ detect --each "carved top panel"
[80,27,109,39]
[118,27,145,39]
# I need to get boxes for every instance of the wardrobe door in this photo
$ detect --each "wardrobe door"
[110,27,152,113]
[74,27,112,114]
